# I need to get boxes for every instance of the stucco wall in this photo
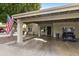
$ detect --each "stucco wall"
[27,23,39,35]
[53,22,79,38]
[27,23,53,36]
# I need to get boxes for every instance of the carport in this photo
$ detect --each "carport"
[12,4,79,44]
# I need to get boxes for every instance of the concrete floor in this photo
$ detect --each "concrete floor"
[0,36,79,56]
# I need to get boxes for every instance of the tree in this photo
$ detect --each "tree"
[0,3,41,23]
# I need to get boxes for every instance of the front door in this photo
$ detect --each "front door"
[47,26,51,37]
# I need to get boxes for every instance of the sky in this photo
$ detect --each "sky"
[41,3,67,9]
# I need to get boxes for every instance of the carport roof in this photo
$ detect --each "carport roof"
[12,4,79,19]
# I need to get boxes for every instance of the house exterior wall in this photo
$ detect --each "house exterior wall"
[40,23,53,36]
[24,21,79,39]
[53,21,79,38]
[26,23,39,35]
[31,24,39,35]
[26,23,53,37]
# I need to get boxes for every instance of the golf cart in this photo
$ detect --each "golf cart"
[62,27,76,42]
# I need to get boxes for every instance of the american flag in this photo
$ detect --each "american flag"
[5,15,14,34]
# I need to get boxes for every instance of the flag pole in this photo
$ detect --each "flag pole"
[11,16,17,23]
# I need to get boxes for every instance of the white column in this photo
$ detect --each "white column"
[17,19,23,44]
[38,24,41,37]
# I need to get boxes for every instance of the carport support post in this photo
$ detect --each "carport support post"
[17,19,23,44]
[38,24,41,37]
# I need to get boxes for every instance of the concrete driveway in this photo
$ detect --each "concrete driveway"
[0,36,79,56]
